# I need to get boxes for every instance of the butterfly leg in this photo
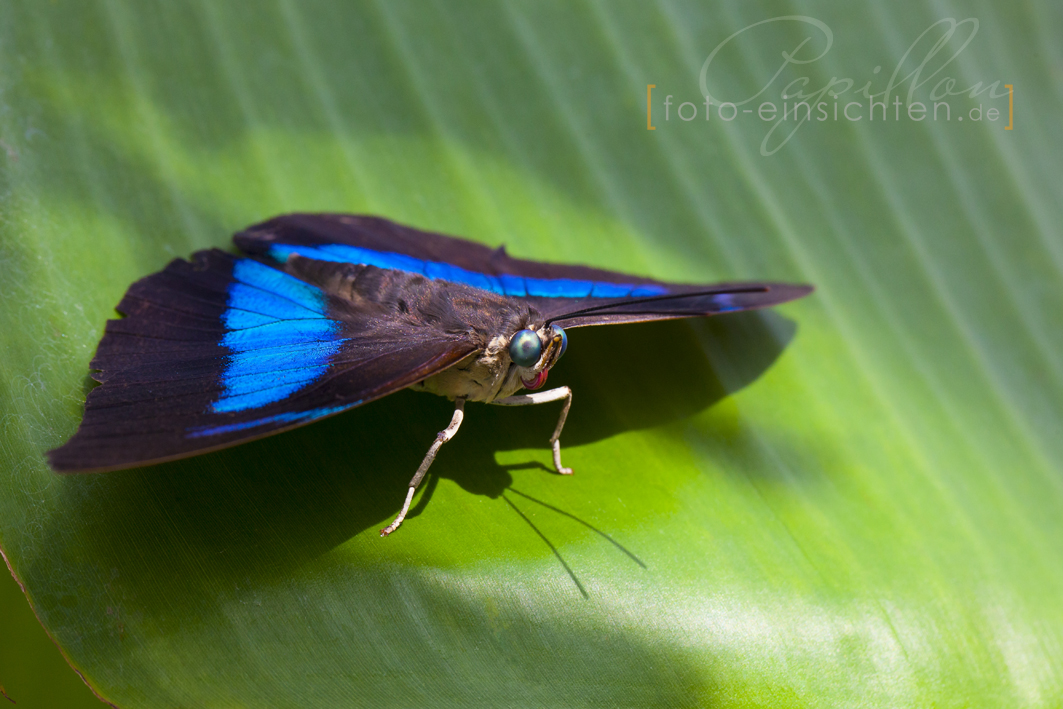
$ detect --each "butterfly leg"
[492,386,573,475]
[380,398,466,537]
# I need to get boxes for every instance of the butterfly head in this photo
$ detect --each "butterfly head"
[508,324,567,391]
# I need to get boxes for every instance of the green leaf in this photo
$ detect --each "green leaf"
[2,1,1061,707]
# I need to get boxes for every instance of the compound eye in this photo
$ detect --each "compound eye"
[509,329,542,368]
[553,325,568,360]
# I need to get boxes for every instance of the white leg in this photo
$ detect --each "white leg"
[492,386,573,475]
[380,398,466,537]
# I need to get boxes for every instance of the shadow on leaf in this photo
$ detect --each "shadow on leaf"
[47,311,796,592]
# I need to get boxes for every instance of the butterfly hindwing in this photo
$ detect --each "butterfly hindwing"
[48,249,477,472]
[235,213,812,327]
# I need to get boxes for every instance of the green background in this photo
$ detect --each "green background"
[1,1,1060,707]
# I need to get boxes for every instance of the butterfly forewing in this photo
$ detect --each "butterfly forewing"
[235,213,812,327]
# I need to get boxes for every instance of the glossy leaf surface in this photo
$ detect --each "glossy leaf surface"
[1,1,1060,706]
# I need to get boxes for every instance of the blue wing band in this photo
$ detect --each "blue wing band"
[265,243,668,299]
[215,259,345,414]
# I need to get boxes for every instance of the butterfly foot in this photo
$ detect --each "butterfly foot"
[380,486,416,537]
[551,439,573,475]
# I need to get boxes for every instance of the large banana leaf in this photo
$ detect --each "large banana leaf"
[2,1,1061,706]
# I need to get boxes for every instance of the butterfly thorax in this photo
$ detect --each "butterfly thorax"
[411,333,522,402]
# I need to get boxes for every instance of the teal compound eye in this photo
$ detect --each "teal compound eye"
[509,329,542,367]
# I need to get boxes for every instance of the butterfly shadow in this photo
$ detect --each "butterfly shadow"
[56,309,797,612]
[401,310,798,590]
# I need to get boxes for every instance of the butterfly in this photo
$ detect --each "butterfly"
[48,214,813,535]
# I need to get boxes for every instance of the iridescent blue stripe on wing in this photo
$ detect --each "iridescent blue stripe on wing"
[224,283,321,320]
[188,403,357,438]
[498,273,527,296]
[212,259,345,414]
[222,320,340,349]
[523,277,590,298]
[223,308,279,330]
[266,244,668,299]
[217,341,345,377]
[710,293,741,312]
[424,260,500,292]
[233,259,326,312]
[589,282,635,298]
[212,365,333,414]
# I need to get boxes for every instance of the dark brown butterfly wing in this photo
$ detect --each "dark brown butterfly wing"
[48,249,477,473]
